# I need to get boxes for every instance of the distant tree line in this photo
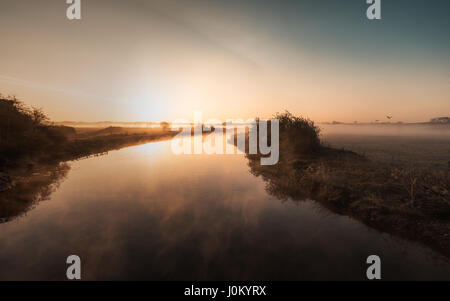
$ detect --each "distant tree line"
[429,117,449,124]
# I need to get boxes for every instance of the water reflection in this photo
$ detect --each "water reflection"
[0,140,449,280]
[0,163,70,223]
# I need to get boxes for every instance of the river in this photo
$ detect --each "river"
[0,138,449,280]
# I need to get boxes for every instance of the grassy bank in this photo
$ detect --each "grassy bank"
[246,112,450,258]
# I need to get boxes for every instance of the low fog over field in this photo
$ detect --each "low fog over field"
[320,123,450,138]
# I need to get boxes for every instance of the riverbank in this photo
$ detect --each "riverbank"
[0,126,178,192]
[247,142,450,258]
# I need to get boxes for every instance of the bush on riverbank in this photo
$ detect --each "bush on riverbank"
[275,111,321,156]
[0,95,74,168]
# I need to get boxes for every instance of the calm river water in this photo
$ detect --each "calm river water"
[0,138,449,280]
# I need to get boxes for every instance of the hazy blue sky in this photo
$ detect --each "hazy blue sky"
[0,0,449,122]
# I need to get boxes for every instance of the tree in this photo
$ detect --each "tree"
[160,122,170,131]
[31,107,49,127]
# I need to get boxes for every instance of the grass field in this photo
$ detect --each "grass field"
[323,134,450,171]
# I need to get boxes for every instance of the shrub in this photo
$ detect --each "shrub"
[274,111,321,157]
[0,95,73,166]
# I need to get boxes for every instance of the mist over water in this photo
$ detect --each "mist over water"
[0,137,449,280]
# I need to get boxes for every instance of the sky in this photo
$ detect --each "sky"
[0,0,449,122]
